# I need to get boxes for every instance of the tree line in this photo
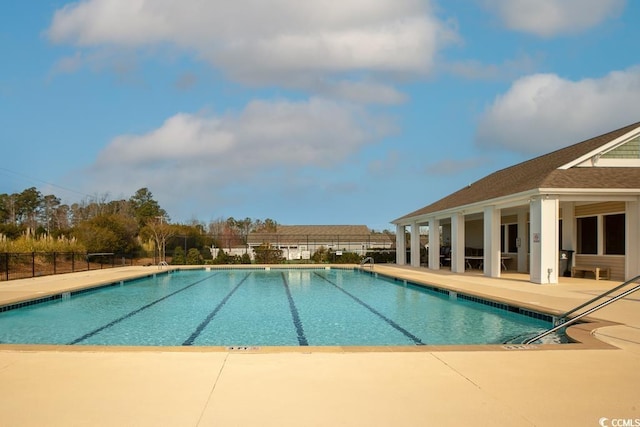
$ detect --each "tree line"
[0,186,279,259]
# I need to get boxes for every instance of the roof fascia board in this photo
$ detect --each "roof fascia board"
[559,126,640,170]
[539,188,640,202]
[393,188,640,225]
[588,159,640,167]
[393,189,539,226]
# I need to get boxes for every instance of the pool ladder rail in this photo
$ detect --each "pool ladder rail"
[523,274,640,344]
[360,257,374,269]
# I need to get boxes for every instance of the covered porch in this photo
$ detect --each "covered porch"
[395,193,640,284]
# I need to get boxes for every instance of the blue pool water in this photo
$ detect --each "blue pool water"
[0,268,554,346]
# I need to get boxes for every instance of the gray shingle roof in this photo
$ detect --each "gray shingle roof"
[395,121,640,222]
[247,225,393,245]
[272,225,371,235]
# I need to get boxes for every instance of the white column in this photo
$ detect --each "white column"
[483,205,501,278]
[517,208,528,273]
[428,217,440,270]
[396,224,406,265]
[451,212,465,273]
[560,202,575,252]
[530,197,559,284]
[625,199,640,279]
[560,202,576,277]
[411,221,421,267]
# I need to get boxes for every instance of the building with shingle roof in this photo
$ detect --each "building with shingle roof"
[392,121,640,284]
[244,225,393,260]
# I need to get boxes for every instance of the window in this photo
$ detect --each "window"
[501,224,518,253]
[577,213,626,255]
[604,213,625,255]
[577,216,597,254]
[508,224,518,253]
[559,220,563,250]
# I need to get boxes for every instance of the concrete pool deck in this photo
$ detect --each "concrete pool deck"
[0,265,639,426]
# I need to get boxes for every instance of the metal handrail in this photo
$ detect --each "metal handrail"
[523,275,640,344]
[557,275,640,323]
[360,257,374,269]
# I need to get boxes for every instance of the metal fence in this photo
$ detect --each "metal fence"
[0,252,139,282]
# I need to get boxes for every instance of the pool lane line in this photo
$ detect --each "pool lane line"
[182,272,252,346]
[68,272,221,345]
[313,272,425,346]
[280,272,309,346]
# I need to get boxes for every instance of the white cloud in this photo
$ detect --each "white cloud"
[97,98,388,168]
[50,48,143,84]
[446,54,539,81]
[315,79,407,105]
[476,67,640,154]
[47,0,455,92]
[87,97,394,204]
[483,0,625,37]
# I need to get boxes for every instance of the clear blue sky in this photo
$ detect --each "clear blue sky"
[1,0,639,231]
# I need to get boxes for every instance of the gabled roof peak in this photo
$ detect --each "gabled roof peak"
[558,123,640,169]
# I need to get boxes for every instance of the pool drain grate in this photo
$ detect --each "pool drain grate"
[501,344,538,350]
[226,346,261,351]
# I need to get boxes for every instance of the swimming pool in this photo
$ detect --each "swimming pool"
[0,268,555,346]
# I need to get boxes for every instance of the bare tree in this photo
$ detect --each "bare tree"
[145,216,175,263]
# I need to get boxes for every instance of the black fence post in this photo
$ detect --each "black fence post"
[32,252,35,278]
[53,252,57,275]
[72,252,75,272]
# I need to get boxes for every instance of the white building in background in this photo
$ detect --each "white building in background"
[248,225,393,260]
[213,225,393,261]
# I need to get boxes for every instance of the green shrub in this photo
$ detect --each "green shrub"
[331,251,362,264]
[312,248,362,264]
[253,243,284,264]
[365,250,395,263]
[311,246,329,263]
[186,248,203,265]
[211,249,242,264]
[171,246,186,265]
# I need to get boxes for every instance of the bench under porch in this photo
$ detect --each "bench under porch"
[571,266,610,280]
